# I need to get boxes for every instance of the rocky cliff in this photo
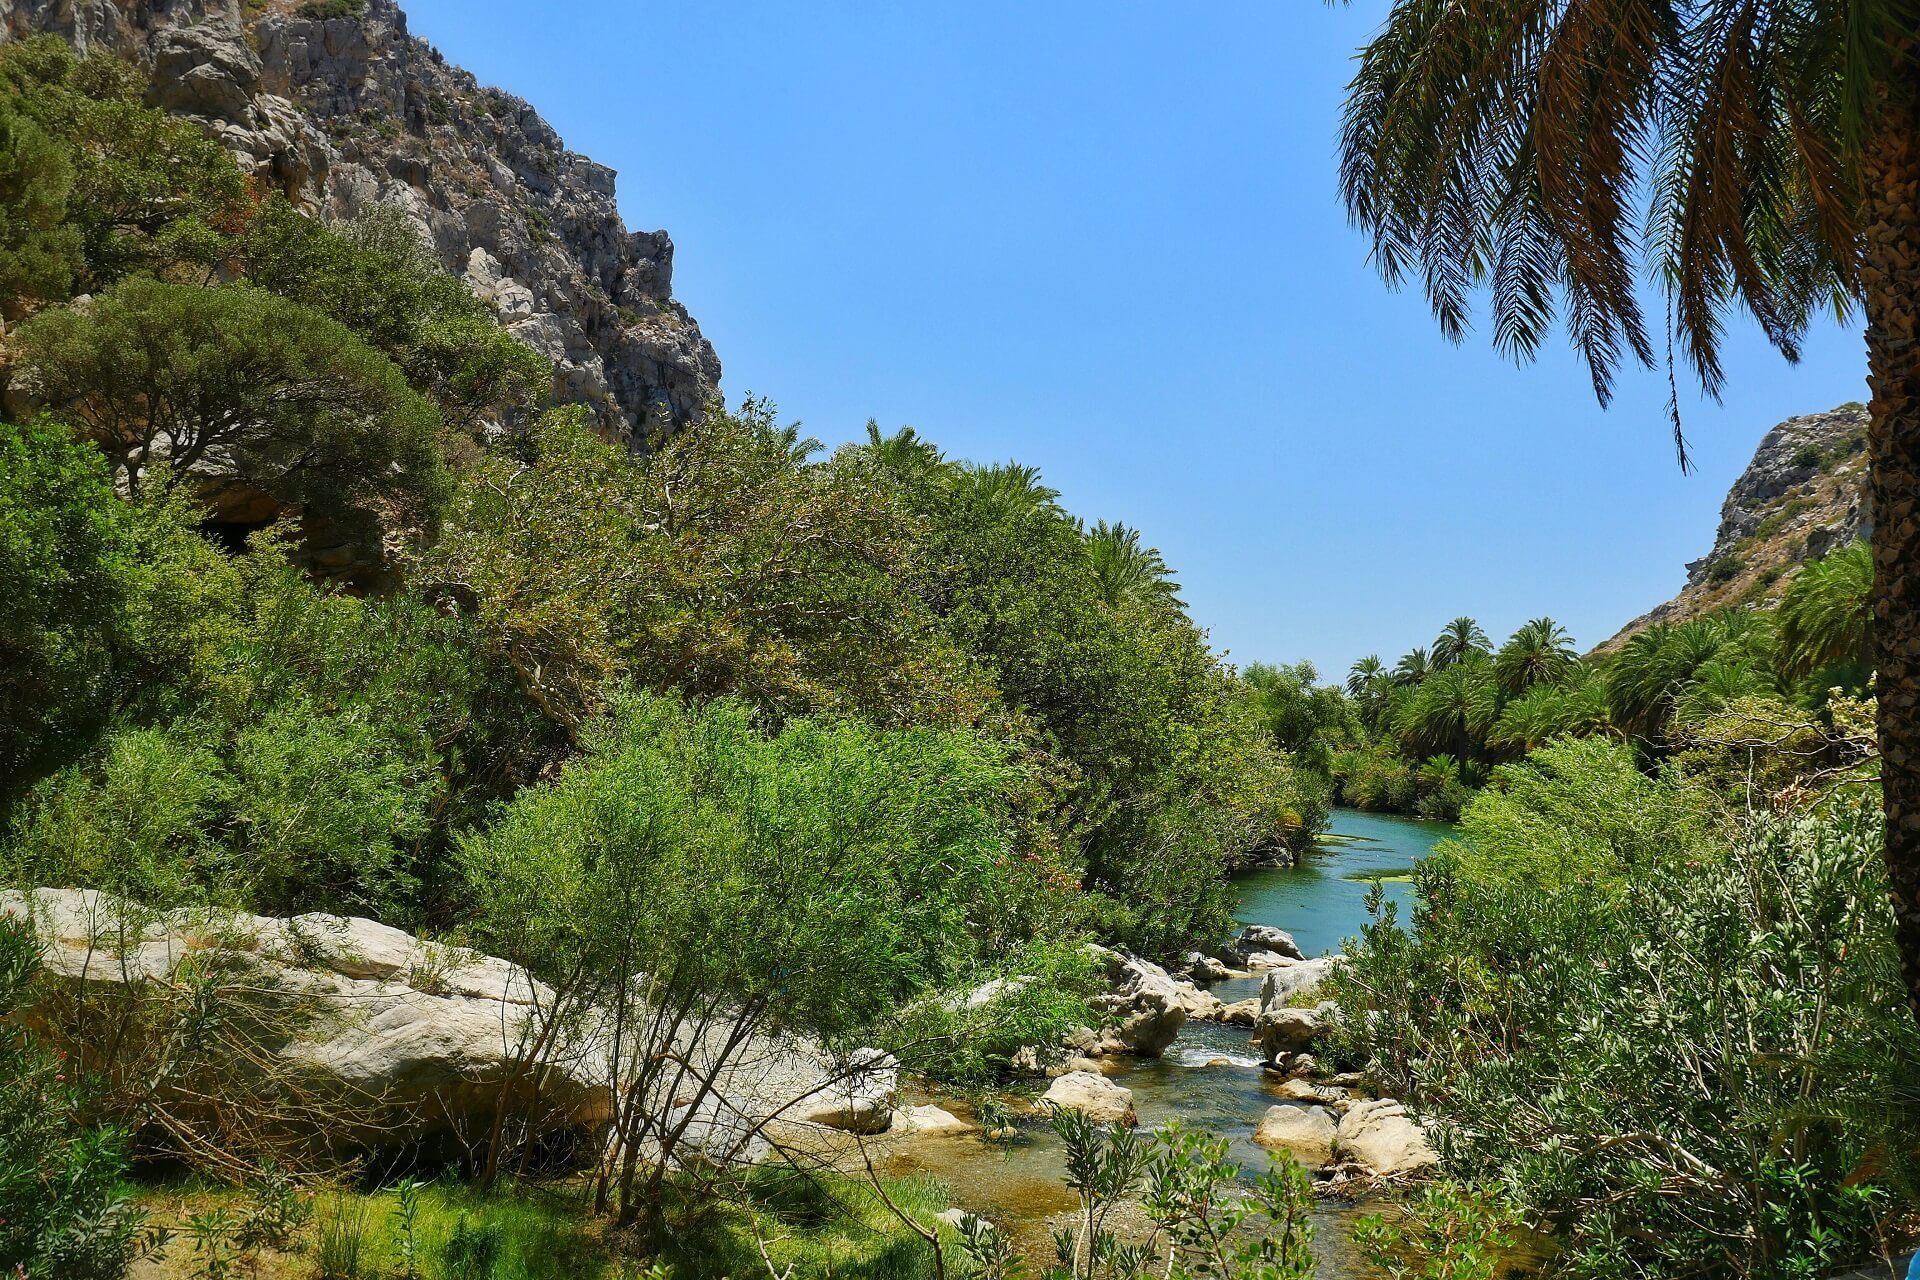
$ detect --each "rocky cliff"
[1600,404,1871,649]
[0,0,719,445]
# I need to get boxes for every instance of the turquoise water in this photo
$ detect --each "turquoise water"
[885,808,1455,1269]
[1231,808,1455,958]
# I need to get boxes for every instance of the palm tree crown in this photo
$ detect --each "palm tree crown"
[1338,0,1908,457]
[1347,655,1386,699]
[1084,520,1183,609]
[1432,616,1491,669]
[1393,646,1433,687]
[1494,617,1578,695]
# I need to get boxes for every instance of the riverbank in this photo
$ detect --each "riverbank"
[877,809,1454,1271]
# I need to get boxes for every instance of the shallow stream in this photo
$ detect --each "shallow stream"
[882,809,1454,1272]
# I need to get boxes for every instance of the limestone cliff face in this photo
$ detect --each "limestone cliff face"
[0,0,720,445]
[1600,404,1871,649]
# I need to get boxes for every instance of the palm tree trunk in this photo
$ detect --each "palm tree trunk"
[1862,45,1920,1020]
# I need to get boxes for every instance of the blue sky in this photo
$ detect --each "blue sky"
[402,0,1868,678]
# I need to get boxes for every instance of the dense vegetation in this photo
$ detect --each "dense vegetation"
[0,23,1911,1280]
[0,36,1322,1278]
[1248,572,1875,823]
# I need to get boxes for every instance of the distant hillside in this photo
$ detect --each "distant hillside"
[1600,404,1871,651]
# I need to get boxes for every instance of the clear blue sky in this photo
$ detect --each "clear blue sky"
[403,0,1869,678]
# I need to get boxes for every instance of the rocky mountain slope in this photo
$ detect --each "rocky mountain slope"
[0,0,719,445]
[1600,403,1870,649]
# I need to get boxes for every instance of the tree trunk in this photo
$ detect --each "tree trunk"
[1862,43,1920,1020]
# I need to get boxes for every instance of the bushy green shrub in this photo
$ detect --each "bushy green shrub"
[0,920,146,1280]
[0,416,140,783]
[1445,735,1718,893]
[1329,794,1919,1279]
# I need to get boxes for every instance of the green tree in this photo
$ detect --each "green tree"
[423,403,984,735]
[0,93,80,316]
[241,199,551,430]
[17,277,449,532]
[1778,540,1875,687]
[1605,619,1733,742]
[1246,660,1356,776]
[1336,0,1920,1013]
[0,37,248,288]
[457,693,1052,1238]
[0,417,139,785]
[1431,617,1490,670]
[1492,617,1577,695]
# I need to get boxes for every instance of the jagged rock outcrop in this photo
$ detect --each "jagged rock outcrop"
[1601,404,1870,649]
[0,0,720,445]
[1074,948,1210,1058]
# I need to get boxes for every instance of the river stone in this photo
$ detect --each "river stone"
[1336,1099,1438,1176]
[1042,1071,1136,1124]
[1216,998,1262,1026]
[1253,1104,1337,1168]
[896,1104,975,1137]
[1255,1001,1333,1062]
[1272,1078,1350,1109]
[1259,956,1342,1006]
[788,1047,897,1135]
[1232,925,1305,963]
[1184,953,1232,985]
[1079,949,1191,1057]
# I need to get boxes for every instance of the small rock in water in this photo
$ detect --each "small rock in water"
[1217,997,1262,1026]
[1042,1071,1137,1124]
[1253,1103,1337,1168]
[1231,925,1306,964]
[896,1104,975,1137]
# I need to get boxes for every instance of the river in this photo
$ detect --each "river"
[882,808,1454,1270]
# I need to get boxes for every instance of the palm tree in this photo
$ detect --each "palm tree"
[1493,618,1578,696]
[1347,654,1386,699]
[1779,540,1875,684]
[1338,0,1920,1009]
[952,462,1062,524]
[1392,646,1433,687]
[1605,618,1730,741]
[1397,660,1498,760]
[1431,616,1490,670]
[863,420,945,479]
[1084,520,1183,608]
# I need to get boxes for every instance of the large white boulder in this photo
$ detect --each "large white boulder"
[1255,1001,1334,1062]
[1042,1071,1136,1124]
[3,890,895,1158]
[786,1047,898,1135]
[1230,925,1305,964]
[1259,956,1343,1007]
[1253,1104,1337,1168]
[1336,1099,1438,1177]
[1078,950,1190,1057]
